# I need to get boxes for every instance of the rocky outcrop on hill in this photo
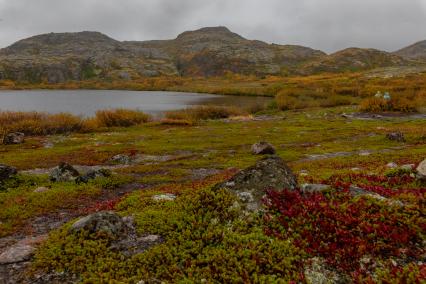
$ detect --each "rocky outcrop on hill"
[394,40,426,61]
[303,48,408,74]
[0,27,324,82]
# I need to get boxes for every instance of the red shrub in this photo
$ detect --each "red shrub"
[264,189,424,273]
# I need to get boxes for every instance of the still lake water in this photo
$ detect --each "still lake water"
[0,90,272,117]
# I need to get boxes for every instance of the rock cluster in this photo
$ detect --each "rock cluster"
[49,162,110,183]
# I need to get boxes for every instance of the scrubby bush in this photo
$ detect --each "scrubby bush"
[94,109,151,127]
[359,96,418,113]
[165,105,246,123]
[0,111,84,136]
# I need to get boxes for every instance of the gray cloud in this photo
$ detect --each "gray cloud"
[0,0,425,53]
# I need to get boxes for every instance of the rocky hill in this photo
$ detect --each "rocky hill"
[302,48,409,74]
[0,27,421,83]
[394,40,426,61]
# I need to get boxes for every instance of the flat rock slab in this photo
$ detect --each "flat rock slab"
[0,235,47,265]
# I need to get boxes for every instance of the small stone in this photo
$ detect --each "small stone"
[34,187,50,193]
[301,184,330,194]
[386,162,398,169]
[152,194,177,201]
[386,132,405,142]
[351,167,361,171]
[110,154,131,164]
[358,150,371,156]
[236,192,254,203]
[251,141,276,155]
[3,132,25,145]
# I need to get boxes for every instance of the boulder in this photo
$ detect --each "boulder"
[386,132,405,142]
[213,156,297,211]
[251,142,276,155]
[69,211,127,237]
[110,154,131,164]
[0,164,17,181]
[3,132,25,145]
[75,168,112,183]
[49,162,80,182]
[416,159,426,180]
[0,235,47,264]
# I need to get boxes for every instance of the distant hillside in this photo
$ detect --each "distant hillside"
[394,40,426,61]
[302,48,408,74]
[0,27,421,83]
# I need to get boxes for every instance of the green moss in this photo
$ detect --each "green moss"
[33,188,303,283]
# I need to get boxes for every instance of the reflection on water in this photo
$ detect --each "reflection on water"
[0,90,272,117]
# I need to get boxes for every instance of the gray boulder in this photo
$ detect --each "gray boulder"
[110,154,131,164]
[75,168,112,183]
[386,132,405,142]
[251,141,276,155]
[3,132,25,145]
[213,156,297,211]
[49,162,80,182]
[69,211,127,237]
[416,159,426,180]
[0,164,17,181]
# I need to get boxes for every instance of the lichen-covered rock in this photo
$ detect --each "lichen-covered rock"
[213,156,297,211]
[0,164,17,181]
[300,184,330,194]
[75,168,112,183]
[69,211,127,237]
[0,235,47,264]
[416,159,426,180]
[3,132,25,145]
[251,141,276,155]
[49,162,80,182]
[386,131,405,142]
[110,154,131,164]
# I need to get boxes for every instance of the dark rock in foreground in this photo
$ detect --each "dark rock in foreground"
[251,141,276,155]
[386,131,405,142]
[3,132,25,145]
[213,156,297,211]
[0,164,17,181]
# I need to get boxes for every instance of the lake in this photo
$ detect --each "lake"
[0,90,272,117]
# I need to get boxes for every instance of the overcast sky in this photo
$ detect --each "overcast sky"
[0,0,425,53]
